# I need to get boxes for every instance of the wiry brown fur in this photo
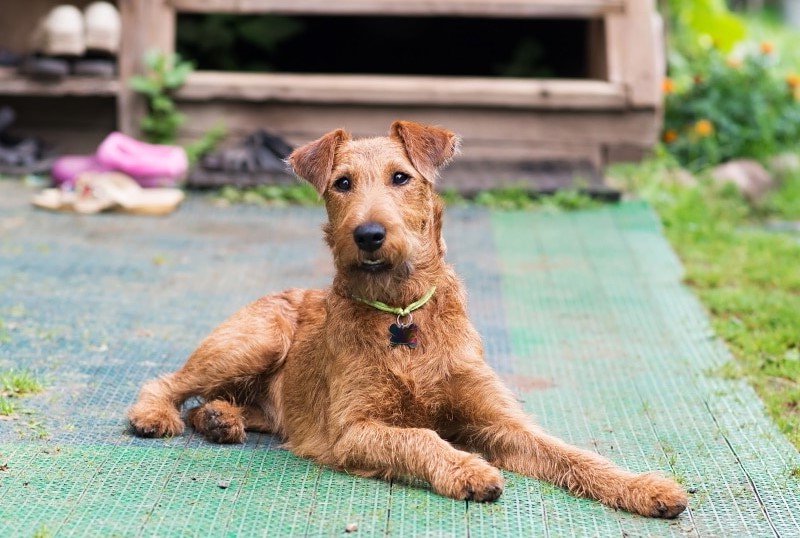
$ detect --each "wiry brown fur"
[128,121,688,517]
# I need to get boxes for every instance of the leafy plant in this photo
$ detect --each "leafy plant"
[129,51,195,144]
[666,0,746,54]
[662,45,800,170]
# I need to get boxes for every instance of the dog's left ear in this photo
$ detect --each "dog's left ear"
[287,128,351,194]
[390,121,460,181]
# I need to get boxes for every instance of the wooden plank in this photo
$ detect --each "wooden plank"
[606,0,660,108]
[118,0,177,135]
[174,102,658,149]
[177,72,627,110]
[168,0,624,17]
[0,71,119,97]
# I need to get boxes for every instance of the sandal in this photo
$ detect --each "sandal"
[32,172,185,215]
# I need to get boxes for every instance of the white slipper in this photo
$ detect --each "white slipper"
[84,2,121,55]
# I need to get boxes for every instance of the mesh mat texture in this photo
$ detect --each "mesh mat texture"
[0,181,798,537]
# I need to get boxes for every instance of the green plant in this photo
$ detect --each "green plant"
[216,184,321,206]
[662,45,800,170]
[0,369,43,417]
[0,397,16,416]
[474,185,537,210]
[129,51,195,144]
[666,0,746,54]
[184,123,227,167]
[1,369,44,396]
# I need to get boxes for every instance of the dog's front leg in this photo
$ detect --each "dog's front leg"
[332,421,505,502]
[128,290,306,438]
[449,368,688,518]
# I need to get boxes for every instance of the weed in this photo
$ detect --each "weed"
[0,397,16,416]
[1,369,43,396]
[540,187,599,212]
[438,188,467,206]
[32,526,52,538]
[474,185,536,210]
[0,369,44,418]
[215,184,321,206]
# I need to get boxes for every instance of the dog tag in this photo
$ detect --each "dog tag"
[389,322,418,348]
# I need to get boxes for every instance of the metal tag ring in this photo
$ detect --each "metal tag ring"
[396,312,413,328]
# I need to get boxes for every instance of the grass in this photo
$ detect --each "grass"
[0,369,45,417]
[610,154,800,448]
[212,182,600,212]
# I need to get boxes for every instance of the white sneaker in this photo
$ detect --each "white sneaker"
[37,5,86,57]
[84,2,121,55]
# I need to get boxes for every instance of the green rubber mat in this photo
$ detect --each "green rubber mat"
[0,181,798,537]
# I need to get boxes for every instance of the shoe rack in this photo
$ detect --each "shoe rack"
[119,0,664,169]
[0,0,119,97]
[1,0,665,167]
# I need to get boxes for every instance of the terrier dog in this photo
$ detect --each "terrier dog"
[128,121,688,518]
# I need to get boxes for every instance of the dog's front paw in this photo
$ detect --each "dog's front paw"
[625,472,688,518]
[128,403,184,438]
[187,401,246,444]
[437,455,505,502]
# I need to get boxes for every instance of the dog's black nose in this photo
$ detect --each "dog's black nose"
[353,222,386,252]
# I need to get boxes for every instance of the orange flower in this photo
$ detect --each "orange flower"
[662,78,676,95]
[726,57,742,69]
[694,119,714,137]
[663,129,679,144]
[760,41,775,55]
[788,73,800,89]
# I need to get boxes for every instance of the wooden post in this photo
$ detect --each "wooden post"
[605,0,660,109]
[117,0,176,136]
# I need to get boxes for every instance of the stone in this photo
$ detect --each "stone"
[710,159,776,203]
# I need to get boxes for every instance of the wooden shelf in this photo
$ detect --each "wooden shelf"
[177,72,627,110]
[169,0,624,17]
[0,70,119,97]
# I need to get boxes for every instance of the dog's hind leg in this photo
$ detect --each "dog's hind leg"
[128,289,307,438]
[448,368,688,518]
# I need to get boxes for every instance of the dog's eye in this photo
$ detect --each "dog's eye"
[333,177,352,192]
[392,172,410,186]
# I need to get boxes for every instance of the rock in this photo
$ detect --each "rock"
[710,159,776,203]
[345,522,358,533]
[769,152,800,178]
[663,168,697,188]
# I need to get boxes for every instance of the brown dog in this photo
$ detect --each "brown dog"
[128,121,687,518]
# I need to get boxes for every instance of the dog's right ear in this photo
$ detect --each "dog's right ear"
[287,128,351,194]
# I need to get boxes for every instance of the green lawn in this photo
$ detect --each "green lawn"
[610,158,800,448]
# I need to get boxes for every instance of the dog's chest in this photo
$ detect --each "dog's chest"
[378,353,450,428]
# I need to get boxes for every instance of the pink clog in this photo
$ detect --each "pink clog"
[51,154,115,187]
[96,132,188,187]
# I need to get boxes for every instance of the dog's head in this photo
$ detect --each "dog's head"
[288,121,459,289]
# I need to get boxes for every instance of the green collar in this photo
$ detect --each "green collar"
[354,286,436,317]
